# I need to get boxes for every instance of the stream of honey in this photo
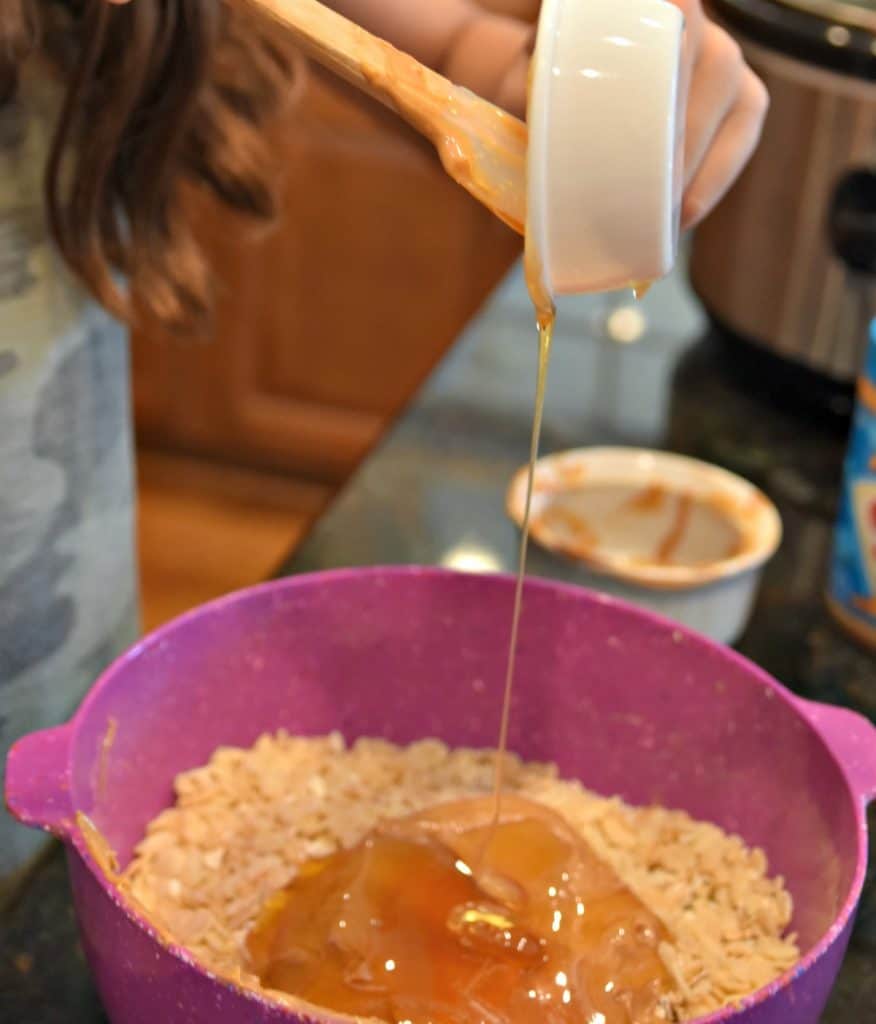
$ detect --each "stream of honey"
[244,290,674,1022]
[491,313,552,820]
[245,25,670,1022]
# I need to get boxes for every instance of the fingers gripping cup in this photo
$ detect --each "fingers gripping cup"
[528,0,686,299]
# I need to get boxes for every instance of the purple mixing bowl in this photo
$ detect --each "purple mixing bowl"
[6,567,876,1024]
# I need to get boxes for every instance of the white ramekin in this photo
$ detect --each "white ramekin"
[507,447,783,645]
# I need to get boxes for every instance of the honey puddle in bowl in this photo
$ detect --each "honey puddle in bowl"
[246,796,674,1024]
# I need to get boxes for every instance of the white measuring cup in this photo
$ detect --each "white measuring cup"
[528,0,686,297]
[250,0,684,297]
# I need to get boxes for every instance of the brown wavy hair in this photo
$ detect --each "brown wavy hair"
[0,0,292,326]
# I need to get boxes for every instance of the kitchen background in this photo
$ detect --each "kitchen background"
[133,0,876,630]
[3,1,876,1019]
[133,29,522,629]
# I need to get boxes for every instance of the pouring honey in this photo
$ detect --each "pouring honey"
[245,296,669,1024]
[246,2,685,1019]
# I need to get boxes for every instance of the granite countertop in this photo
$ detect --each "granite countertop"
[2,263,874,1021]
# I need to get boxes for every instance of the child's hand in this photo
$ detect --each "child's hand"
[672,0,769,228]
[487,1,768,229]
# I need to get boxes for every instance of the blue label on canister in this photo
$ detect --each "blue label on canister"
[829,321,876,644]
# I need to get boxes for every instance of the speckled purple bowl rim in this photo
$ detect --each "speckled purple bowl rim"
[60,566,871,1023]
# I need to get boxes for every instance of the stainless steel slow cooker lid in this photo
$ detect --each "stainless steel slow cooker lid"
[709,0,876,77]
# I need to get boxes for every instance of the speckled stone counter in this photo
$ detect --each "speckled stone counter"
[2,263,874,1021]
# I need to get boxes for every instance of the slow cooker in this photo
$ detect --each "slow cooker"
[691,0,876,382]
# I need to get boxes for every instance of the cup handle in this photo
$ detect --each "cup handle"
[4,724,75,838]
[795,697,876,806]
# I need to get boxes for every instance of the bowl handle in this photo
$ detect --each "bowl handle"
[795,698,876,806]
[4,724,75,838]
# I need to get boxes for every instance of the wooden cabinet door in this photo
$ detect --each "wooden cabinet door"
[133,56,520,484]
